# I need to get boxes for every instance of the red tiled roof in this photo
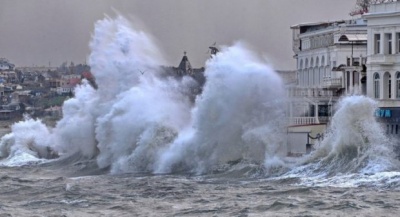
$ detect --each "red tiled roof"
[68,78,81,86]
[81,71,94,79]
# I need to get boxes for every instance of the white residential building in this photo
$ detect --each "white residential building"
[364,1,400,135]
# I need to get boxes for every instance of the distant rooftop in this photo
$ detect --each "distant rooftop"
[365,0,400,15]
[0,58,15,69]
[291,19,366,34]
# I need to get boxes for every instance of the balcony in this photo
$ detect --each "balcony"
[322,77,342,88]
[369,55,397,65]
[288,88,338,98]
[289,117,319,126]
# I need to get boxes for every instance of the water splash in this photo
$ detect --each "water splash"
[0,117,55,166]
[0,16,287,176]
[155,43,287,174]
[283,95,400,186]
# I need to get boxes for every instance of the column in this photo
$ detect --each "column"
[380,32,384,55]
[380,72,384,100]
[392,32,396,55]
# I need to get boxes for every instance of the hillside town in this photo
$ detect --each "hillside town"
[0,51,209,126]
[0,58,97,125]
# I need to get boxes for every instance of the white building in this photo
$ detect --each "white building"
[287,19,367,155]
[364,1,400,135]
[290,19,367,126]
[0,58,14,71]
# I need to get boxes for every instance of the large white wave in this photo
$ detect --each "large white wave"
[0,16,287,175]
[154,43,287,174]
[293,95,400,179]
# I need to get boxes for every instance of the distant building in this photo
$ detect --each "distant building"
[162,52,205,100]
[0,58,15,71]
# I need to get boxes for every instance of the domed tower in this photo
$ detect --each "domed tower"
[177,51,192,75]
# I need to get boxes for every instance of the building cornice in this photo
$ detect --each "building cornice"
[363,11,400,19]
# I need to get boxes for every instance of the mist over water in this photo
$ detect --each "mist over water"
[0,16,399,190]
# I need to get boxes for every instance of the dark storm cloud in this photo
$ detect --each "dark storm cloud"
[0,0,356,70]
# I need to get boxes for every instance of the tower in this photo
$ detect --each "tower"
[178,51,192,75]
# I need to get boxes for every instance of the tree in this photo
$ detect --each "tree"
[350,0,371,16]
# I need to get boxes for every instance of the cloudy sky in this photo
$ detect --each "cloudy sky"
[0,0,357,70]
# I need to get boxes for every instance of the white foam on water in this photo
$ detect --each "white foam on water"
[0,118,55,166]
[281,95,400,187]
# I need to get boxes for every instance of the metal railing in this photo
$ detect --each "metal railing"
[289,117,319,126]
[322,77,342,88]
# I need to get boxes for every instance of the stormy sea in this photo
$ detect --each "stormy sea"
[0,16,400,217]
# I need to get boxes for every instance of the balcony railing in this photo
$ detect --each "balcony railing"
[322,77,342,88]
[287,88,339,98]
[289,117,319,126]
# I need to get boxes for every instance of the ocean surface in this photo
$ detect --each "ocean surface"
[1,16,400,216]
[1,162,400,216]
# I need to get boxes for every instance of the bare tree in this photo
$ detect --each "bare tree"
[350,0,370,16]
[350,0,399,16]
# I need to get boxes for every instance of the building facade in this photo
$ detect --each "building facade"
[364,1,400,135]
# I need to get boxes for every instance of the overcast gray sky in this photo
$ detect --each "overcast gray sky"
[0,0,357,70]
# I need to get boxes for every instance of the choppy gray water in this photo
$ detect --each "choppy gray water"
[1,164,400,217]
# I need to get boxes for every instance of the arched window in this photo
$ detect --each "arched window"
[305,58,309,86]
[374,73,380,99]
[396,72,400,98]
[383,72,391,99]
[313,68,318,86]
[388,74,392,99]
[310,58,314,86]
[299,60,304,86]
[319,67,323,84]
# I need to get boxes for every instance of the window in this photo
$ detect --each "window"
[389,74,392,98]
[397,33,400,53]
[353,57,360,66]
[397,72,400,98]
[375,34,381,54]
[386,33,392,55]
[374,73,380,99]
